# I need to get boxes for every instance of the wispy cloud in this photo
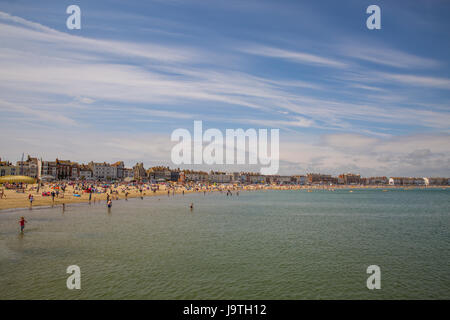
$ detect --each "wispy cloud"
[339,44,439,69]
[378,73,450,89]
[0,4,449,176]
[240,45,347,68]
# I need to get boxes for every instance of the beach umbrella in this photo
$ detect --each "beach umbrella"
[0,175,37,184]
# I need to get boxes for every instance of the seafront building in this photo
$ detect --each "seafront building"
[123,168,134,179]
[0,154,449,185]
[389,177,425,185]
[79,165,93,180]
[423,177,448,186]
[363,176,388,185]
[338,173,361,185]
[147,166,172,182]
[182,170,209,183]
[112,161,125,179]
[133,162,147,180]
[16,155,40,178]
[208,171,233,183]
[307,173,338,185]
[0,159,18,177]
[88,162,117,180]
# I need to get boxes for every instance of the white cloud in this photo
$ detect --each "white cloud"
[0,11,449,176]
[378,73,450,89]
[240,45,347,68]
[339,44,439,69]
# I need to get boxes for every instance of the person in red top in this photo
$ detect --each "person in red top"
[19,217,27,233]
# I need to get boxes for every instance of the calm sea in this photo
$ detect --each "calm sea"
[0,189,449,299]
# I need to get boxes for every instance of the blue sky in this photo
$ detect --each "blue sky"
[0,0,449,176]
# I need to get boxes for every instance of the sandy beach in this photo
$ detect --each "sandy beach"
[0,183,177,211]
[0,182,447,211]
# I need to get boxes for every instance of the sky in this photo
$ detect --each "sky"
[0,0,449,176]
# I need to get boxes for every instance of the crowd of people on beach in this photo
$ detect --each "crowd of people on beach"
[10,179,252,233]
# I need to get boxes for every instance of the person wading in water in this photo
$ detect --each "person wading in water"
[19,217,27,233]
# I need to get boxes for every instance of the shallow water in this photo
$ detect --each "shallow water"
[0,189,449,299]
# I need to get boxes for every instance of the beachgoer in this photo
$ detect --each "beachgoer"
[190,203,194,210]
[19,217,27,233]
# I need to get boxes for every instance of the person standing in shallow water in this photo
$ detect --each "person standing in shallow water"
[19,217,27,233]
[28,194,34,208]
[30,194,34,207]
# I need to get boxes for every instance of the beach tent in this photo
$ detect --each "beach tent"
[0,175,37,184]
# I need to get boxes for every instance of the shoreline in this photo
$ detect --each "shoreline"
[0,184,447,212]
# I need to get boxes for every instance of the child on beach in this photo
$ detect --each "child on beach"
[19,217,27,233]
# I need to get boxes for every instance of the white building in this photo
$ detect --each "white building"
[16,155,39,178]
[389,177,425,185]
[79,165,93,180]
[88,162,117,180]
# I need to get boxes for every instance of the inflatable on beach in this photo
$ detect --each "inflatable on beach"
[73,194,81,197]
[0,175,36,184]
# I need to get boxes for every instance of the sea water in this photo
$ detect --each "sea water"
[0,189,449,299]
